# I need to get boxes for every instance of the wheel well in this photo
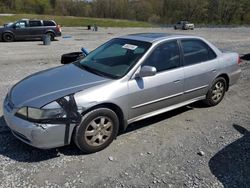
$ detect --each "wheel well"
[2,32,14,39]
[45,31,55,36]
[217,74,229,91]
[80,103,127,134]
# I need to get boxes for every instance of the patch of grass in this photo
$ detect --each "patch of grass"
[0,14,154,27]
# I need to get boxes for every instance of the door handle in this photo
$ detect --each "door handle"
[173,80,181,83]
[212,69,217,73]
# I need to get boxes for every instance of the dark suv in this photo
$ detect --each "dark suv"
[0,19,62,42]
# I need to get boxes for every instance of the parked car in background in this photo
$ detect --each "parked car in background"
[174,21,194,30]
[3,33,241,153]
[0,19,61,42]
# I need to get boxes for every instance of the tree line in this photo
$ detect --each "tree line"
[1,0,250,24]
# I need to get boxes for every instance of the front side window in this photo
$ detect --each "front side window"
[15,21,26,28]
[181,39,217,66]
[78,38,151,78]
[143,40,181,72]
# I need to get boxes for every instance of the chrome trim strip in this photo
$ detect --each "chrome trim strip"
[131,92,184,109]
[128,96,205,124]
[184,85,208,94]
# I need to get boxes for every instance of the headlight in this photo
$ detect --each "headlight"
[16,107,66,120]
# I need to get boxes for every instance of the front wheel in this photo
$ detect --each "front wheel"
[204,77,226,106]
[74,108,119,153]
[3,33,14,42]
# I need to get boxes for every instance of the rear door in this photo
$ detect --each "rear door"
[180,39,218,100]
[28,20,44,38]
[128,40,184,121]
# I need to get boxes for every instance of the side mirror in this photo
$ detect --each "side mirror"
[136,66,157,78]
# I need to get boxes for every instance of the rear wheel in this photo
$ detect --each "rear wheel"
[74,108,119,153]
[46,32,55,41]
[205,77,226,106]
[3,33,14,42]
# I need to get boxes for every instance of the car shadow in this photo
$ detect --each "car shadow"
[209,124,250,187]
[0,106,193,162]
[188,101,209,109]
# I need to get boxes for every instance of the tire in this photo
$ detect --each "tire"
[3,33,14,42]
[174,26,177,30]
[74,108,119,153]
[61,52,84,64]
[204,77,227,106]
[46,32,55,41]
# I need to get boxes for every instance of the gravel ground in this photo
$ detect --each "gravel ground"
[0,27,249,188]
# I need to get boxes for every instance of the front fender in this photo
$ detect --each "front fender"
[1,30,15,37]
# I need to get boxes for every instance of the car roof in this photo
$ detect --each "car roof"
[119,33,199,43]
[20,19,55,22]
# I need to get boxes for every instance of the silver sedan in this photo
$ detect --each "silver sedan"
[3,33,241,153]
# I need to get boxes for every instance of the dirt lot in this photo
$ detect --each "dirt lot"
[0,27,249,188]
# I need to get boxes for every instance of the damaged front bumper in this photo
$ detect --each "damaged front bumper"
[3,104,76,149]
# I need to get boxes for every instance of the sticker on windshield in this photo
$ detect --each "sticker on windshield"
[122,44,138,50]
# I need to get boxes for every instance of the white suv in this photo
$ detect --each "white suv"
[174,21,194,30]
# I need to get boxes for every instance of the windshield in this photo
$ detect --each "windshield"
[79,38,151,79]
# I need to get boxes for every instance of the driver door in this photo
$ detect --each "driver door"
[13,21,30,39]
[128,40,184,121]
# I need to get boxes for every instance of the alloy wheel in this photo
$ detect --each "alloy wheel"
[211,81,225,103]
[84,116,113,147]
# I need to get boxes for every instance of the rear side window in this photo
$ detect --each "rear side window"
[29,21,42,27]
[181,39,216,66]
[43,21,56,26]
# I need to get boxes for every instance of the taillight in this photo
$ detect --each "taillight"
[57,25,62,32]
[238,56,242,64]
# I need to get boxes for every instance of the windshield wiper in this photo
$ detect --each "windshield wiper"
[76,63,112,78]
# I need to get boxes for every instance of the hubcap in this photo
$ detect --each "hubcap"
[5,35,12,41]
[211,81,224,103]
[84,116,113,147]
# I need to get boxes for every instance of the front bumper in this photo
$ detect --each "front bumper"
[3,100,75,149]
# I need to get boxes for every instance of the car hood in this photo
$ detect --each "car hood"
[10,63,110,108]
